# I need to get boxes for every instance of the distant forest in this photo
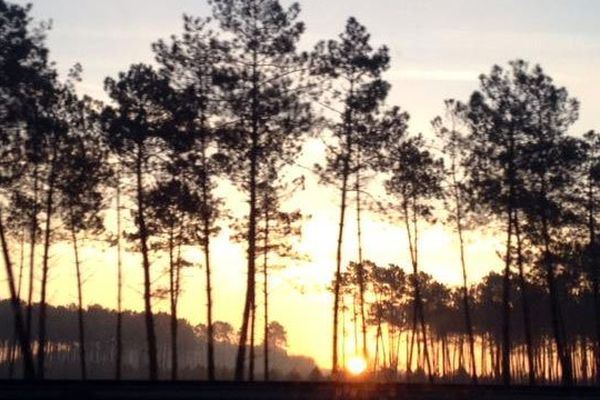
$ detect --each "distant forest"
[2,0,600,387]
[0,301,317,380]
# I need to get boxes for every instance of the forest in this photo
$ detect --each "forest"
[2,0,600,388]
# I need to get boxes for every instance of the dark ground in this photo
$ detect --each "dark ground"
[1,381,600,400]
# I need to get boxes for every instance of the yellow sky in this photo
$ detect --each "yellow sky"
[0,138,506,369]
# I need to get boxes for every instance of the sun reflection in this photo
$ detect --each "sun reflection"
[346,356,367,376]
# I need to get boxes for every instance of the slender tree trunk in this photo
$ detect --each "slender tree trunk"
[332,79,354,377]
[404,195,433,383]
[8,230,26,378]
[541,214,573,385]
[513,211,535,384]
[451,162,477,383]
[249,296,256,381]
[115,168,123,380]
[0,211,35,379]
[332,166,349,377]
[407,305,417,379]
[263,208,270,381]
[135,145,158,381]
[26,165,39,341]
[69,222,87,380]
[200,231,215,380]
[344,297,352,370]
[203,220,215,381]
[168,223,178,381]
[37,152,57,379]
[501,206,513,385]
[355,161,367,359]
[197,135,216,382]
[234,48,259,380]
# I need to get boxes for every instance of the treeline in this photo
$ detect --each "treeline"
[0,301,316,380]
[1,0,600,387]
[340,266,600,385]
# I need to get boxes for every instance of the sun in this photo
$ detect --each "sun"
[347,356,367,376]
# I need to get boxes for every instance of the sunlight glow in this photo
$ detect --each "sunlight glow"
[347,356,367,376]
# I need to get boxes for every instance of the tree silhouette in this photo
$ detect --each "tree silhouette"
[0,0,58,379]
[208,0,311,380]
[255,178,305,381]
[104,64,175,380]
[36,71,79,379]
[581,130,600,382]
[311,17,390,374]
[146,179,198,380]
[55,88,110,380]
[433,100,478,383]
[461,61,531,385]
[514,62,582,386]
[380,124,444,383]
[152,16,226,380]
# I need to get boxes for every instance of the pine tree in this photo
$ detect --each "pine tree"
[209,0,311,380]
[311,17,390,375]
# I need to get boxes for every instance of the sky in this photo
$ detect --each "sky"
[8,0,600,369]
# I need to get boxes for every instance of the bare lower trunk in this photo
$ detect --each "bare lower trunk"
[404,196,433,383]
[115,170,123,380]
[355,164,367,359]
[26,165,39,341]
[501,207,513,385]
[204,230,215,381]
[169,225,178,381]
[452,168,477,383]
[539,178,572,386]
[332,169,349,376]
[234,48,259,381]
[0,211,35,379]
[263,209,270,381]
[37,156,57,379]
[541,219,572,385]
[249,296,256,381]
[8,232,26,378]
[136,146,158,381]
[70,224,87,380]
[514,212,535,384]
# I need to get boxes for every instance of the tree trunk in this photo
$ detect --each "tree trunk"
[514,211,536,384]
[135,145,158,381]
[8,230,26,378]
[404,195,433,383]
[540,207,573,386]
[169,223,178,381]
[234,48,259,380]
[115,169,123,380]
[263,208,270,381]
[37,153,57,379]
[0,211,35,379]
[70,221,87,380]
[249,295,256,381]
[332,167,349,377]
[501,206,513,385]
[332,79,354,377]
[355,162,367,359]
[203,221,215,381]
[451,162,477,383]
[26,165,39,341]
[197,134,216,382]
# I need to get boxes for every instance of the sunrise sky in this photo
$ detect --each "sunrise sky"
[8,0,600,369]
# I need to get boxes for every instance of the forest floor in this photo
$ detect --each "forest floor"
[0,380,599,399]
